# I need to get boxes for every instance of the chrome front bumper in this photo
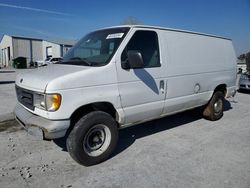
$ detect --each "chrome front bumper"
[14,103,70,140]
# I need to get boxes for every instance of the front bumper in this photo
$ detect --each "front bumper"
[14,103,70,140]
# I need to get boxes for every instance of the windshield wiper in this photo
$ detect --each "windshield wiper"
[57,57,93,66]
[70,57,92,66]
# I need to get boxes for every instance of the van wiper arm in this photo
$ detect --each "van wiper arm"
[58,57,93,66]
[68,57,92,66]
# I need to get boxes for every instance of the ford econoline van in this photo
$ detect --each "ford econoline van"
[15,25,237,165]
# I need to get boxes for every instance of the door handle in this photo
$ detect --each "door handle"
[160,80,165,94]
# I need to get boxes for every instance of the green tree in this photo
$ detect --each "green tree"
[120,16,143,25]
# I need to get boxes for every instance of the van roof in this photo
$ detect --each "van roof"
[101,25,231,41]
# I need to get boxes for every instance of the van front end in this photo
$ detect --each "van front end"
[14,85,70,140]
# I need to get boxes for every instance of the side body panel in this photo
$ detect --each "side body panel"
[159,30,236,115]
[115,27,236,126]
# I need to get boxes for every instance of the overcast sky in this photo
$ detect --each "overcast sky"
[0,0,249,55]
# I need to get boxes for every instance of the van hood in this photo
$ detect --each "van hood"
[16,64,90,92]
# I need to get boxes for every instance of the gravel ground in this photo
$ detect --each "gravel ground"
[0,91,249,188]
[0,68,31,121]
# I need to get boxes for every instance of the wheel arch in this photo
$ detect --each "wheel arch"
[66,102,120,136]
[213,84,227,97]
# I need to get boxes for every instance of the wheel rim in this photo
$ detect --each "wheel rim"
[83,124,111,157]
[214,99,223,115]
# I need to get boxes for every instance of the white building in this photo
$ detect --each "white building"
[237,59,247,73]
[0,35,76,67]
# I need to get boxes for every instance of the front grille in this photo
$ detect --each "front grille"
[240,84,246,88]
[16,85,34,110]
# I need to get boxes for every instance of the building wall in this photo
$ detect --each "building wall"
[13,38,31,63]
[31,40,43,62]
[13,38,43,65]
[0,35,13,67]
[1,35,74,67]
[62,45,72,56]
[42,41,61,60]
[237,59,247,73]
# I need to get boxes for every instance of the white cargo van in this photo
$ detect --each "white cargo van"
[15,25,237,166]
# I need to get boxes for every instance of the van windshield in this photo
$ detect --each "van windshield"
[58,27,129,66]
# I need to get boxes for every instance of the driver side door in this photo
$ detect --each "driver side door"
[115,29,166,125]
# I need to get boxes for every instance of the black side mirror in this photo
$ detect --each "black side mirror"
[121,50,144,69]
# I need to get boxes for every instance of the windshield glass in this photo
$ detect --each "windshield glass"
[59,27,129,66]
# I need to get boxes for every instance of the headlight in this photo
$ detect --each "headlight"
[33,93,61,111]
[46,94,61,112]
[34,93,45,109]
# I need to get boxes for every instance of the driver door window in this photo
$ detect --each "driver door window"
[121,30,160,68]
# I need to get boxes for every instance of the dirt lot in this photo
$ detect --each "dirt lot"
[0,69,30,121]
[0,91,250,188]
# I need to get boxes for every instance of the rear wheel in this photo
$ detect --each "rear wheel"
[66,111,118,166]
[203,91,224,121]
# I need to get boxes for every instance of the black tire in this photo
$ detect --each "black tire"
[203,91,225,121]
[66,111,118,166]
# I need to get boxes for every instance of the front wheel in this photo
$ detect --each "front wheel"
[66,111,118,166]
[203,91,225,121]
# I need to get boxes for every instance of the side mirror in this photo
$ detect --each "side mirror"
[121,50,144,69]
